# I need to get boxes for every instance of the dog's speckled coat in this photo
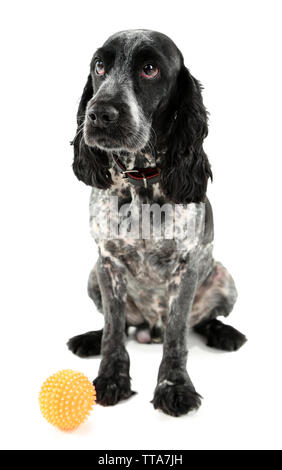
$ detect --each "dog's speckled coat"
[88,161,237,333]
[68,29,246,416]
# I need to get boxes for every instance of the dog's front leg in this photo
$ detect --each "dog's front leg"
[152,256,201,416]
[93,255,135,406]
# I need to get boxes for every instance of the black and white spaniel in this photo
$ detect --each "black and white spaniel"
[68,29,246,417]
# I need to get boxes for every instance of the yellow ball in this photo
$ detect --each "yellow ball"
[39,369,96,430]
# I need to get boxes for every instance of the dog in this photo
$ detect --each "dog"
[68,29,247,417]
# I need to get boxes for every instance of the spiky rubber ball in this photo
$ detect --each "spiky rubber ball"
[39,369,96,430]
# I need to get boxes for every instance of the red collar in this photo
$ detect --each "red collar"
[113,154,160,187]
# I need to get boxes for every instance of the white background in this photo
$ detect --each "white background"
[1,0,281,450]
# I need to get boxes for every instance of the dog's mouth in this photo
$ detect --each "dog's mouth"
[84,117,150,152]
[84,122,123,150]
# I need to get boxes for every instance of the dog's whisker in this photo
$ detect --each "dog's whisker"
[72,126,84,144]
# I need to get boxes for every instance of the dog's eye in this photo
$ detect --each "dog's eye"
[95,60,105,76]
[141,64,159,79]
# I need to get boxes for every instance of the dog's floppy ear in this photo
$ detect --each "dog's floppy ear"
[160,63,212,203]
[72,75,112,189]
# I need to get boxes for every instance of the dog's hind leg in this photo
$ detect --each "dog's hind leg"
[67,264,104,357]
[67,329,103,357]
[191,262,247,351]
[194,318,246,351]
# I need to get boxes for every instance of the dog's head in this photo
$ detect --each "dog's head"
[72,29,212,202]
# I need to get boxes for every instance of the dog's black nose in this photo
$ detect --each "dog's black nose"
[88,103,119,128]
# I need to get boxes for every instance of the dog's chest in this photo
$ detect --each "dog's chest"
[89,185,205,283]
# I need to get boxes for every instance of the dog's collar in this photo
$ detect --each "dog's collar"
[112,154,160,188]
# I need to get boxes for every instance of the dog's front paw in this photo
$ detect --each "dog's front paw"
[152,380,201,417]
[93,373,136,406]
